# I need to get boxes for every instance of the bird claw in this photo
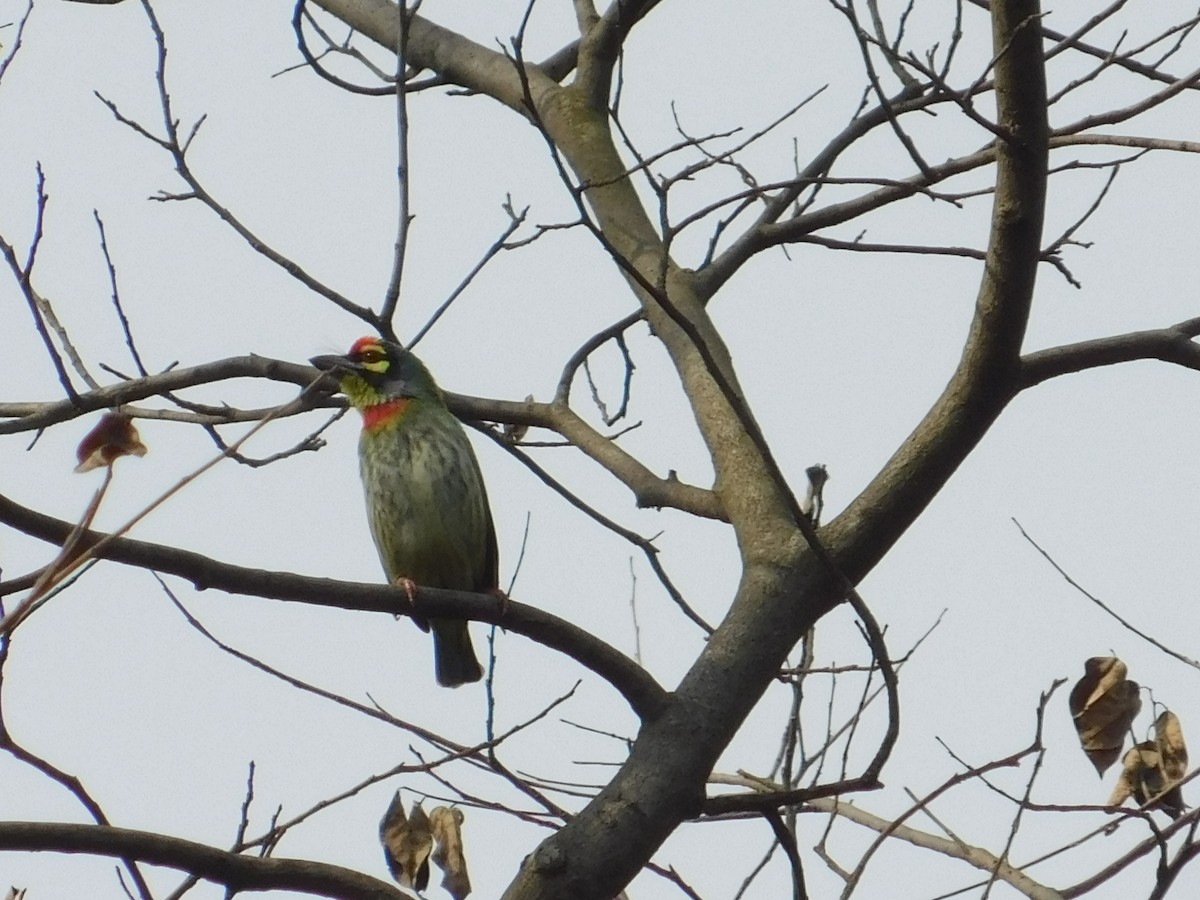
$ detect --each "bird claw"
[395,576,419,612]
[488,587,511,624]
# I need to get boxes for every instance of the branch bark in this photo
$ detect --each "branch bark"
[301,2,1051,898]
[825,0,1049,582]
[0,821,408,899]
[1020,317,1200,388]
[0,492,667,720]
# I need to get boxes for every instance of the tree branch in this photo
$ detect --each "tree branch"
[0,357,319,434]
[1019,317,1200,388]
[310,0,560,117]
[0,492,668,721]
[3,359,722,524]
[826,0,1049,582]
[0,821,408,900]
[574,0,664,111]
[968,0,1200,90]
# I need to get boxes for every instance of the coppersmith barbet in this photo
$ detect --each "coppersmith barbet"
[311,337,497,687]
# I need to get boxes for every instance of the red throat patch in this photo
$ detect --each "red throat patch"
[362,398,411,432]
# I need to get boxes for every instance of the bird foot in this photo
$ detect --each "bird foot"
[394,576,419,612]
[488,587,511,622]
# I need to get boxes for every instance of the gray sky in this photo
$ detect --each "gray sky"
[2,1,1200,897]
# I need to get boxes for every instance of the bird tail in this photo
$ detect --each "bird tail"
[431,619,484,687]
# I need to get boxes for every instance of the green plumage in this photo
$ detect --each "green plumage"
[311,338,498,687]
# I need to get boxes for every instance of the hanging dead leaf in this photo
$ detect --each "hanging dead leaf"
[1109,742,1147,808]
[430,805,472,900]
[75,411,148,472]
[379,792,432,890]
[1155,710,1188,782]
[6,888,27,900]
[1108,741,1185,819]
[1069,657,1141,776]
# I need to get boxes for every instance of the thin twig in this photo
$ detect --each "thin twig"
[407,199,529,349]
[379,0,412,335]
[93,210,149,377]
[1014,519,1200,670]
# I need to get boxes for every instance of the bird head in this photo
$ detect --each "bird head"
[310,337,443,410]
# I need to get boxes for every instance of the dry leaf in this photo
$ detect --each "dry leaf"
[379,792,432,890]
[1109,740,1186,819]
[1151,710,1188,818]
[1155,710,1188,782]
[75,411,148,472]
[6,888,26,900]
[1108,742,1149,807]
[1069,657,1141,776]
[430,805,472,900]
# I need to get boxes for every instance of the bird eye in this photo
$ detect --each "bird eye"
[358,348,384,363]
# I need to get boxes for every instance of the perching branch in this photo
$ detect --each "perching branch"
[0,821,409,900]
[0,491,668,720]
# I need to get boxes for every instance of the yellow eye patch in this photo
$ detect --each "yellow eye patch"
[352,342,389,372]
[361,355,389,373]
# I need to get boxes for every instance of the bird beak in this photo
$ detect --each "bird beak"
[309,353,363,394]
[310,353,360,375]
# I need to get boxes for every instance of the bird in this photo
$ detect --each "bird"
[310,337,497,687]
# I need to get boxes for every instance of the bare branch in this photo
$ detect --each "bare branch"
[574,0,665,110]
[837,682,1059,899]
[0,0,32,85]
[969,0,1200,90]
[93,3,377,325]
[557,310,644,404]
[407,199,529,350]
[831,0,935,178]
[379,0,413,335]
[826,0,1048,587]
[475,423,714,634]
[804,794,1060,900]
[1019,317,1200,388]
[0,821,408,899]
[0,637,153,899]
[0,491,669,720]
[1013,519,1200,670]
[1055,64,1200,136]
[160,581,571,826]
[290,1,395,97]
[93,211,150,377]
[0,167,86,402]
[763,809,808,900]
[0,356,320,435]
[311,0,559,117]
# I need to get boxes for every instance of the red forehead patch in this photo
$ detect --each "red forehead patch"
[349,336,380,355]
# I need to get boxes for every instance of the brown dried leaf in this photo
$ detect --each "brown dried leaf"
[1069,657,1141,776]
[1068,657,1126,716]
[1109,741,1186,819]
[1155,710,1188,781]
[1107,747,1137,808]
[430,805,471,900]
[6,889,26,900]
[379,793,432,890]
[75,411,148,472]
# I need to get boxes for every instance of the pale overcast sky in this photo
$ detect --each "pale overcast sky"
[2,1,1200,897]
